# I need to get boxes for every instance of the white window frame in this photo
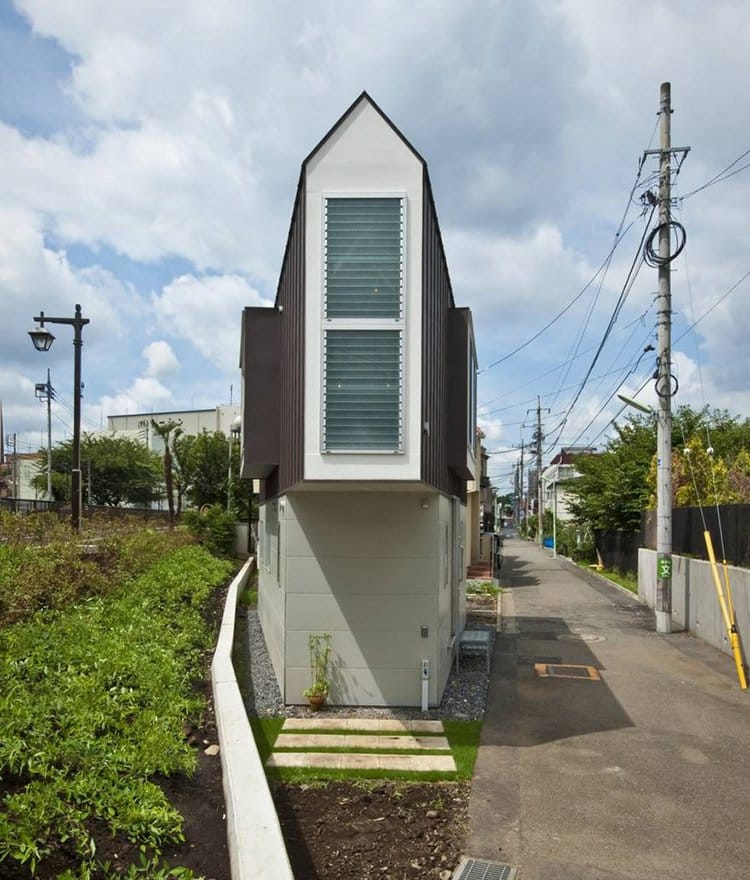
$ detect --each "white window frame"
[320,193,407,455]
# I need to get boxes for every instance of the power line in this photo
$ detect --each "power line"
[542,205,656,443]
[677,149,750,201]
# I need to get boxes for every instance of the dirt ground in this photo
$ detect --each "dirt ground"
[273,781,469,880]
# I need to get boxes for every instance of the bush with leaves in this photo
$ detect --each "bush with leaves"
[181,505,236,558]
[0,545,231,876]
[0,513,194,627]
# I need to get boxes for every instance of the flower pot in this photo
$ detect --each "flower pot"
[307,693,326,711]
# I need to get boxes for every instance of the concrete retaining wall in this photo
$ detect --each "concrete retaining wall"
[638,548,750,656]
[211,558,294,880]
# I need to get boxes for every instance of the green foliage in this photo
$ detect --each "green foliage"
[181,505,236,557]
[566,414,656,532]
[0,545,231,875]
[568,405,750,532]
[304,633,332,698]
[466,580,500,597]
[31,434,162,506]
[0,513,194,627]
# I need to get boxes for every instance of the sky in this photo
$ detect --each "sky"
[2,0,750,494]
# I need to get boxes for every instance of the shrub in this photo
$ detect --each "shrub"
[180,505,236,558]
[0,513,194,627]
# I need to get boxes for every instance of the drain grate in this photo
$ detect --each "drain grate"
[534,663,601,681]
[453,857,518,880]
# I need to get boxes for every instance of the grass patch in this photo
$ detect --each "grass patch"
[0,544,232,876]
[253,718,482,783]
[598,568,639,594]
[250,716,284,763]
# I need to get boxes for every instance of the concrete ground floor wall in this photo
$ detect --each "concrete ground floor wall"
[258,488,466,707]
[639,548,750,656]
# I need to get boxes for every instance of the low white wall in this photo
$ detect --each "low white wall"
[211,558,294,880]
[639,548,750,656]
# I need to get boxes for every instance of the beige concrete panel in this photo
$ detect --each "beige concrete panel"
[288,491,438,524]
[285,554,439,596]
[284,515,438,560]
[286,665,425,707]
[285,593,433,633]
[285,626,434,670]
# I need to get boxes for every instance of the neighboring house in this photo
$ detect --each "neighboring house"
[240,93,477,707]
[541,446,595,520]
[466,428,497,579]
[0,453,45,500]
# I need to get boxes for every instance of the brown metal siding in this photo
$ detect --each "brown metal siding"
[274,181,306,499]
[421,173,466,503]
[240,308,280,479]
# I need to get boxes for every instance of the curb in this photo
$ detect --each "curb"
[211,558,295,880]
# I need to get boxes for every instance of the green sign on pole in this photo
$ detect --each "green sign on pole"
[657,555,672,579]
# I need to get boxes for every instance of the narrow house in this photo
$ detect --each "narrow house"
[240,93,476,707]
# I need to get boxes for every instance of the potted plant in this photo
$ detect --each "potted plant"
[303,632,332,710]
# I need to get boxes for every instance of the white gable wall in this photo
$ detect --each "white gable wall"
[303,99,424,481]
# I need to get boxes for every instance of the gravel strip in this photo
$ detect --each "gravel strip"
[233,604,494,721]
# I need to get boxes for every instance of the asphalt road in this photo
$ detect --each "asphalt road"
[467,538,750,880]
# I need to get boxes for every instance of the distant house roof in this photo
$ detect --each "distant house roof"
[549,446,596,466]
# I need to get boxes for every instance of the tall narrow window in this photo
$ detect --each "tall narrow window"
[323,197,405,452]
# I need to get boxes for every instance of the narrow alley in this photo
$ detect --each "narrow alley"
[468,537,750,880]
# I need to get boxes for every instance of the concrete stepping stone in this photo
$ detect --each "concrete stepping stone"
[274,733,451,751]
[281,718,444,734]
[267,752,457,772]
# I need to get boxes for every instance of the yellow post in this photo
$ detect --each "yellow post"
[704,531,747,690]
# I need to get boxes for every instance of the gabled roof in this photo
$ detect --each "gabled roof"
[302,91,426,169]
[274,91,455,309]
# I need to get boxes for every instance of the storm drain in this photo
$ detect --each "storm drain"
[452,857,518,880]
[534,663,601,681]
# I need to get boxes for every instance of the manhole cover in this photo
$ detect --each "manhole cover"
[557,632,604,642]
[534,663,602,681]
[453,858,518,880]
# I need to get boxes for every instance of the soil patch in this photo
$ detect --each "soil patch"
[273,781,469,880]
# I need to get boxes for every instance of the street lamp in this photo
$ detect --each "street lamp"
[227,415,242,513]
[29,304,90,530]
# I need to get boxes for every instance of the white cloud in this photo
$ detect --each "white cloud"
[153,274,272,373]
[143,340,178,378]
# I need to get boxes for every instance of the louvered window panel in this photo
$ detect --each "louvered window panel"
[324,330,402,451]
[325,197,403,319]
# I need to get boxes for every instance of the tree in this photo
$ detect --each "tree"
[32,434,161,506]
[151,419,182,526]
[566,413,657,532]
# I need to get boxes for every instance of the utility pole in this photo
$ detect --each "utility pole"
[532,397,550,547]
[655,82,674,634]
[641,83,688,633]
[518,440,524,528]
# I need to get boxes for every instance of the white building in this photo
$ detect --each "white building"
[241,94,477,708]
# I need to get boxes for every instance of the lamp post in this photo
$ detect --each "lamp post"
[227,415,242,513]
[29,304,89,530]
[34,369,54,501]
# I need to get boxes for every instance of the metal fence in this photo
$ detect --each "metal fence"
[597,505,750,574]
[643,504,750,568]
